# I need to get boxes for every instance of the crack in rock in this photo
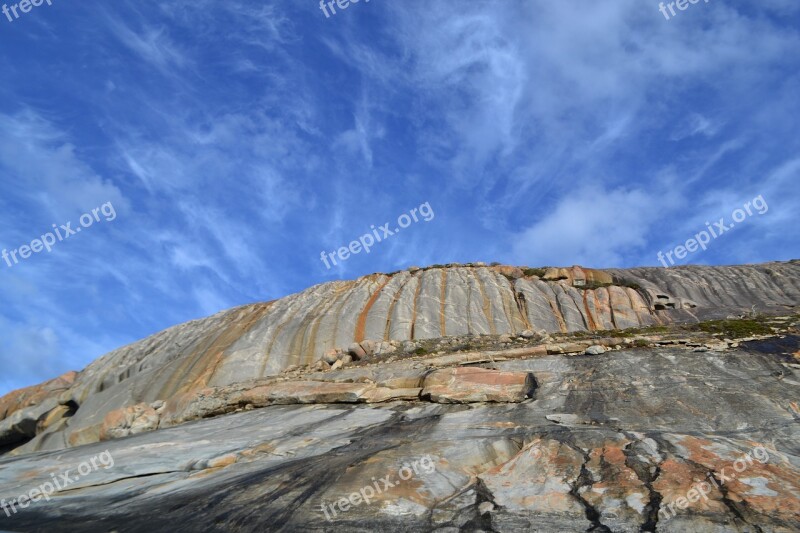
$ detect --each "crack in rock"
[621,433,664,533]
[563,441,612,533]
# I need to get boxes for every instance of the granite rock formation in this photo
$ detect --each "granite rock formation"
[0,261,798,532]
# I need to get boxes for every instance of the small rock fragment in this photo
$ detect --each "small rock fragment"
[313,360,331,371]
[322,350,340,364]
[360,339,378,356]
[478,502,495,515]
[348,342,367,360]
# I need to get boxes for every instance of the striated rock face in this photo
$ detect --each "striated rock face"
[0,261,798,458]
[0,260,798,532]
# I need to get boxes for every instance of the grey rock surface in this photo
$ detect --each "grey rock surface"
[0,340,798,532]
[1,261,799,457]
[0,260,798,532]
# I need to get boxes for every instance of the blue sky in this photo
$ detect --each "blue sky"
[0,0,798,395]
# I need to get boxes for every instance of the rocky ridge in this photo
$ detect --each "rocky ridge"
[0,261,798,532]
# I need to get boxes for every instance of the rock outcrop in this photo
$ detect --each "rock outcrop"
[3,261,797,459]
[0,260,798,532]
[420,367,535,403]
[0,334,798,531]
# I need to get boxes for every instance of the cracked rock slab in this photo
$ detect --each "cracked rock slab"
[421,367,536,403]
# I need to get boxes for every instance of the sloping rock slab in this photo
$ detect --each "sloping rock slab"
[421,367,535,403]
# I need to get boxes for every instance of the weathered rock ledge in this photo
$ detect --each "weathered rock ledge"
[2,261,797,460]
[0,261,798,532]
[0,332,798,532]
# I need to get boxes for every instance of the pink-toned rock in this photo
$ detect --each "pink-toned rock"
[656,435,800,524]
[234,381,376,406]
[492,265,524,279]
[582,443,651,529]
[542,266,613,286]
[99,403,160,441]
[479,439,585,514]
[608,285,639,329]
[0,371,77,422]
[67,422,103,448]
[160,388,228,427]
[361,387,422,403]
[421,367,534,403]
[348,342,367,359]
[322,349,340,364]
[359,339,379,356]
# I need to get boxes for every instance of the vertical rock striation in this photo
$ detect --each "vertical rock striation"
[0,261,798,458]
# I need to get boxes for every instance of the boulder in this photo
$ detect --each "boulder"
[322,349,340,365]
[359,339,379,356]
[492,265,524,279]
[99,404,160,441]
[235,381,376,405]
[376,341,396,355]
[585,345,606,355]
[421,367,535,403]
[348,342,367,360]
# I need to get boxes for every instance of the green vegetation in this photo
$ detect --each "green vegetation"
[564,330,596,339]
[614,325,670,337]
[633,339,651,347]
[695,319,773,338]
[522,267,547,277]
[414,347,428,355]
[612,278,642,291]
[581,281,612,290]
